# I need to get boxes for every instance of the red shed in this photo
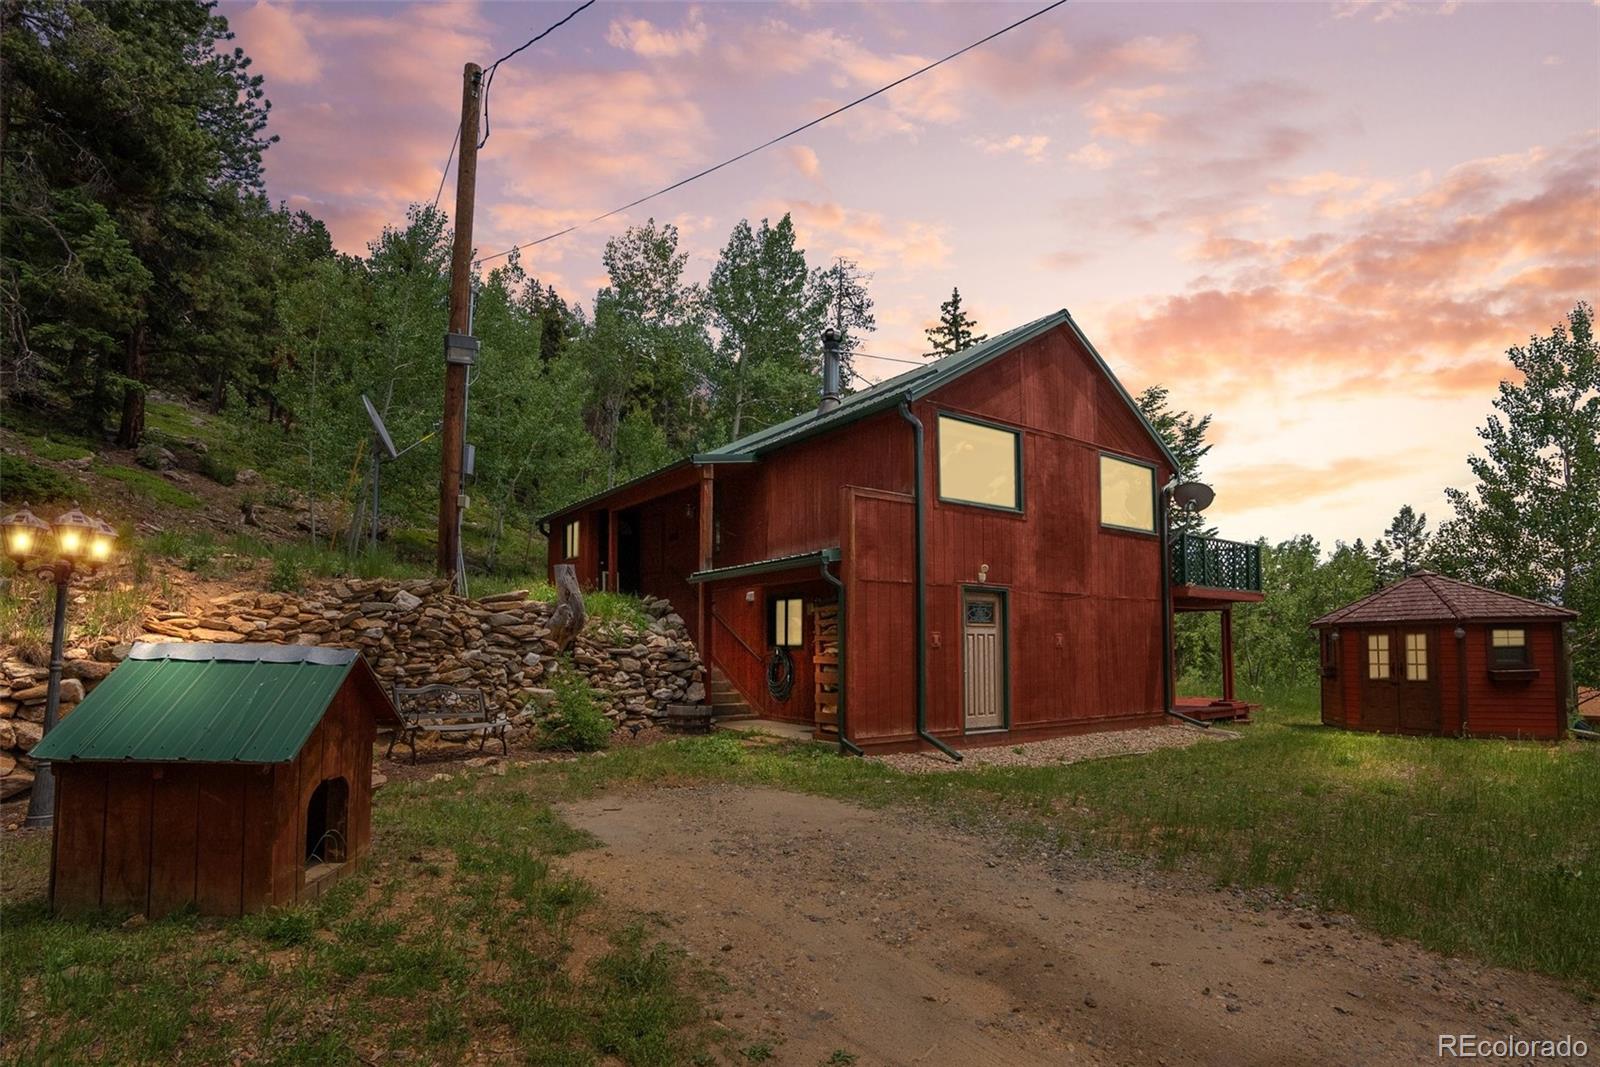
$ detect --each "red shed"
[542,310,1264,753]
[1310,573,1575,739]
[31,643,401,916]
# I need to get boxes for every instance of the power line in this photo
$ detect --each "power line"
[479,0,598,150]
[432,123,461,209]
[479,0,1071,263]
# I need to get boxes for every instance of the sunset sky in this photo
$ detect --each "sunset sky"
[219,0,1600,548]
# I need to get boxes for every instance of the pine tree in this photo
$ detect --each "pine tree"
[924,287,986,357]
[1372,505,1429,585]
[817,257,874,387]
[1135,385,1215,535]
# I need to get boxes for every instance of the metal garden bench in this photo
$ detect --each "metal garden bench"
[387,684,509,763]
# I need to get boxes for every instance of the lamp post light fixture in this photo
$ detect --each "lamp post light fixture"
[2,503,118,828]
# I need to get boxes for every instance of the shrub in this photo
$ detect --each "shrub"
[135,443,169,470]
[537,666,612,752]
[268,554,304,593]
[1,454,78,504]
[198,452,236,486]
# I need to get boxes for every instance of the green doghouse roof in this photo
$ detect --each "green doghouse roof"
[30,643,398,765]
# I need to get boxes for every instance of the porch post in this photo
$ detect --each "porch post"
[606,507,620,592]
[1220,606,1236,703]
[696,465,713,647]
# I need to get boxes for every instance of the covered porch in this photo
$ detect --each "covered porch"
[1171,532,1265,723]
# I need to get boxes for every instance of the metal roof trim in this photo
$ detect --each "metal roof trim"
[128,642,360,665]
[688,547,840,584]
[536,458,694,524]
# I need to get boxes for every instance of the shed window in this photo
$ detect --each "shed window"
[1405,633,1428,681]
[1489,627,1529,668]
[937,415,1021,511]
[564,520,580,560]
[1367,633,1390,679]
[1099,454,1156,533]
[771,597,804,648]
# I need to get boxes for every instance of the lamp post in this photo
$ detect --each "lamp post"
[2,503,118,828]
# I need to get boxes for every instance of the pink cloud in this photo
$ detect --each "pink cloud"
[230,1,322,85]
[606,7,708,58]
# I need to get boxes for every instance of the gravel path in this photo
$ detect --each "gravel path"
[872,722,1233,774]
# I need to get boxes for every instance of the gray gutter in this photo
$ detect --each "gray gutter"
[898,397,963,763]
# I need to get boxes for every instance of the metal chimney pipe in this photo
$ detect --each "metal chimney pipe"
[820,328,841,413]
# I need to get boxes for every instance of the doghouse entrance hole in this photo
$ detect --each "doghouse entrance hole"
[305,776,350,868]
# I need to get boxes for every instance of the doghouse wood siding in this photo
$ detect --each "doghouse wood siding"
[49,672,384,917]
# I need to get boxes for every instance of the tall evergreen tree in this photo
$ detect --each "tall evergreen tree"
[1433,303,1599,685]
[1135,384,1215,536]
[1,0,277,441]
[1372,505,1429,585]
[924,286,986,357]
[816,257,874,387]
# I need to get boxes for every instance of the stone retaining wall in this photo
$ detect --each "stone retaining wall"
[0,579,705,804]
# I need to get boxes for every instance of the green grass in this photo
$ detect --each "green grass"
[16,432,94,463]
[94,463,201,509]
[0,454,79,504]
[2,775,726,1065]
[7,692,1593,1061]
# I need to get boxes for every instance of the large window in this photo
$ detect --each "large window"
[1099,454,1155,533]
[1405,632,1428,681]
[1489,627,1529,668]
[771,597,804,648]
[937,414,1021,511]
[1367,633,1390,679]
[564,520,580,560]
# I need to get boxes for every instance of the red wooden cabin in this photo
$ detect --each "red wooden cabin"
[32,643,400,916]
[1311,572,1574,739]
[543,310,1262,753]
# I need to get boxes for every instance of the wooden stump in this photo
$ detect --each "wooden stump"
[547,563,587,652]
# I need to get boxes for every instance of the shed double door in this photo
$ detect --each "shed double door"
[962,591,1006,731]
[1360,628,1439,734]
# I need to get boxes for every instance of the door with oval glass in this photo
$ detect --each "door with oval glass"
[962,590,1006,731]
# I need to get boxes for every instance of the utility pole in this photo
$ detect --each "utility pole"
[439,62,481,581]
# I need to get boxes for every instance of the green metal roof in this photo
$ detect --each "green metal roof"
[693,309,1180,469]
[31,643,399,764]
[541,310,1178,523]
[689,547,840,584]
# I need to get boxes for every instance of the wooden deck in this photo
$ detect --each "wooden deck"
[1175,696,1256,724]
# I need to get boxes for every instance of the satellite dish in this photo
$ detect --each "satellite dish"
[362,394,399,461]
[1172,481,1215,513]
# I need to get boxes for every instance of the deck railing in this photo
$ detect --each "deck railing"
[1170,532,1262,593]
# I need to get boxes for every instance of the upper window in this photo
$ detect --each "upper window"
[1367,633,1391,679]
[1099,454,1156,533]
[937,414,1021,511]
[1405,632,1428,681]
[1489,627,1529,668]
[771,597,804,648]
[564,520,580,560]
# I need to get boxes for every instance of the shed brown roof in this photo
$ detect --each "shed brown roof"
[1310,572,1577,627]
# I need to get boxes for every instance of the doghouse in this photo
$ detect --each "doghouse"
[32,643,400,916]
[1311,572,1574,739]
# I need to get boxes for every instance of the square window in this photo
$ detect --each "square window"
[564,520,580,560]
[937,415,1021,511]
[1367,633,1390,679]
[771,597,804,648]
[1405,632,1428,681]
[1489,627,1529,668]
[1099,454,1156,533]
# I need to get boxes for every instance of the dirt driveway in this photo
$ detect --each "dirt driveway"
[560,786,1597,1066]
